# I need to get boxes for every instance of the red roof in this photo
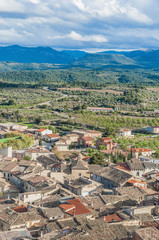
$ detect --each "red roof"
[82,137,94,141]
[126,148,153,153]
[46,134,60,138]
[59,199,91,216]
[102,137,112,141]
[116,163,130,171]
[82,156,91,161]
[13,205,28,213]
[104,213,123,223]
[36,128,46,132]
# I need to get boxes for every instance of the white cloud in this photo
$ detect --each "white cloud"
[0,0,25,13]
[68,31,108,42]
[0,28,22,42]
[0,0,157,49]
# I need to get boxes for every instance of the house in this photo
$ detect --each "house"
[54,139,69,151]
[96,137,113,150]
[88,130,102,138]
[0,207,42,231]
[0,178,20,199]
[142,126,159,134]
[59,198,91,216]
[133,226,159,240]
[25,147,51,160]
[0,123,27,131]
[42,133,60,142]
[104,213,123,223]
[12,150,25,160]
[126,158,158,177]
[37,155,61,171]
[19,192,42,203]
[0,229,32,240]
[115,186,147,203]
[87,107,114,113]
[127,178,148,189]
[120,129,132,137]
[71,153,89,178]
[126,148,154,158]
[139,155,159,164]
[22,175,56,192]
[78,136,94,148]
[127,159,145,177]
[2,162,19,181]
[39,207,64,221]
[71,129,102,138]
[0,146,12,158]
[92,166,132,189]
[35,128,52,136]
[63,176,102,196]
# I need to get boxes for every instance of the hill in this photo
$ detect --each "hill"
[0,45,75,64]
[61,50,87,59]
[72,53,137,68]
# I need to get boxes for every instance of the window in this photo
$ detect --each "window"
[137,171,139,176]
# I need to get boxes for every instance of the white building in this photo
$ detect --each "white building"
[120,129,132,137]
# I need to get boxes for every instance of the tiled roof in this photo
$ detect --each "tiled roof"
[135,227,159,240]
[36,128,46,132]
[102,137,112,141]
[13,205,28,213]
[59,199,91,216]
[104,213,123,223]
[128,159,145,171]
[2,162,18,172]
[27,175,46,185]
[96,166,132,186]
[46,134,60,138]
[82,137,94,141]
[72,159,88,170]
[126,148,153,152]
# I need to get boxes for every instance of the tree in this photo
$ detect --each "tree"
[90,152,105,165]
[8,99,15,105]
[103,126,116,137]
[25,156,31,160]
[35,116,42,125]
[39,139,42,146]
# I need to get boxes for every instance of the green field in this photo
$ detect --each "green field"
[0,137,20,143]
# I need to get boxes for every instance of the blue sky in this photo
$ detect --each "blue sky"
[0,0,158,51]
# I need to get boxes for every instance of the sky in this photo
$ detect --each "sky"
[0,0,158,51]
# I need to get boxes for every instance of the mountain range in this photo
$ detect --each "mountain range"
[0,45,159,69]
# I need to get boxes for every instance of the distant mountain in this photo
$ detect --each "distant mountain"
[72,53,137,68]
[0,45,75,64]
[72,49,159,68]
[1,46,159,69]
[61,50,87,59]
[99,49,159,68]
[122,49,159,68]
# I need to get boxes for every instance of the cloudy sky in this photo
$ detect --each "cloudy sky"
[0,0,158,51]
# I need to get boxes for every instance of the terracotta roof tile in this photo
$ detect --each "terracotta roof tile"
[59,199,91,216]
[46,134,60,138]
[36,128,46,132]
[104,213,123,223]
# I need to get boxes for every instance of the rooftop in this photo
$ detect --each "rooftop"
[36,128,46,132]
[126,148,153,153]
[46,133,60,138]
[59,198,91,216]
[135,227,159,240]
[104,213,123,223]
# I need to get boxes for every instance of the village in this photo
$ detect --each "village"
[0,122,158,239]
